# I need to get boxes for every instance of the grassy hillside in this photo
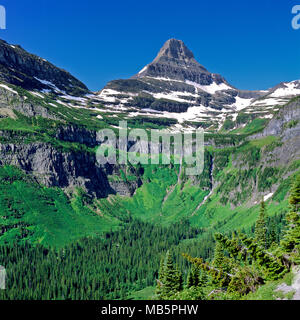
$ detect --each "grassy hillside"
[1,136,298,249]
[96,141,299,237]
[0,87,299,300]
[0,166,121,247]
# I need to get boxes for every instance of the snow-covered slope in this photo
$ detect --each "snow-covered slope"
[1,37,299,133]
[96,40,300,132]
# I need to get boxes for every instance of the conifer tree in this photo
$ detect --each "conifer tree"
[186,269,193,288]
[199,270,208,288]
[156,251,183,299]
[267,221,277,248]
[213,241,225,270]
[255,200,267,248]
[162,251,179,297]
[215,232,286,280]
[174,264,184,292]
[280,174,300,263]
[186,265,200,288]
[155,256,166,296]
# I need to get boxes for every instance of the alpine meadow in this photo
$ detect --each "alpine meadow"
[0,12,300,302]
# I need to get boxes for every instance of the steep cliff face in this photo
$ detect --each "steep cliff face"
[247,98,300,168]
[0,141,142,197]
[0,93,298,203]
[0,37,299,223]
[216,98,300,207]
[0,142,108,196]
[251,98,300,139]
[55,125,98,148]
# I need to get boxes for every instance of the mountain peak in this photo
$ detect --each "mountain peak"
[133,38,217,84]
[153,38,195,62]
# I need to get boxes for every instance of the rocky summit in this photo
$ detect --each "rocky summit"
[0,36,299,200]
[1,37,298,134]
[0,36,299,301]
[98,39,300,132]
[132,38,224,86]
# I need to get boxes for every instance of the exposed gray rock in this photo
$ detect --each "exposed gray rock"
[237,90,265,99]
[98,39,263,119]
[275,267,300,300]
[133,39,226,86]
[0,142,141,197]
[249,99,300,139]
[0,87,59,120]
[56,125,98,147]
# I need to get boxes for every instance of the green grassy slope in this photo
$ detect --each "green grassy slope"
[1,140,298,249]
[0,166,120,247]
[0,88,299,252]
[96,139,300,240]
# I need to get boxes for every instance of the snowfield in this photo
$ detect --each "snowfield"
[270,80,300,98]
[185,80,232,94]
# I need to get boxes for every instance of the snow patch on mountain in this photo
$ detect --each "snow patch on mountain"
[138,66,148,74]
[98,89,137,103]
[250,97,288,107]
[0,83,18,95]
[29,91,45,99]
[152,91,194,103]
[146,76,187,83]
[185,80,232,94]
[60,94,87,104]
[34,77,66,95]
[230,96,253,111]
[270,81,300,98]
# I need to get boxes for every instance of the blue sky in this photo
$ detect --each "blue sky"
[0,0,299,91]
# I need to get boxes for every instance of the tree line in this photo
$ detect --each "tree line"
[0,219,205,300]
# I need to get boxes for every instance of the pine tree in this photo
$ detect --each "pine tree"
[280,174,300,262]
[199,270,208,287]
[156,251,183,299]
[155,256,166,296]
[289,174,300,212]
[186,265,200,288]
[162,251,178,297]
[255,200,267,248]
[213,241,225,270]
[174,264,183,292]
[267,221,277,248]
[215,232,286,280]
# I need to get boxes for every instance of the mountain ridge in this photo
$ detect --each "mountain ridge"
[0,37,299,301]
[98,38,300,132]
[0,39,89,96]
[0,37,299,134]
